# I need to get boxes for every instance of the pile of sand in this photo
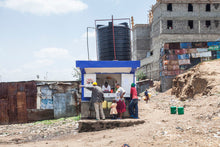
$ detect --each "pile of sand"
[172,59,220,100]
[139,81,160,97]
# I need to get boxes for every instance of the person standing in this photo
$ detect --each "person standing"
[80,82,105,120]
[110,100,118,119]
[115,84,126,119]
[144,89,149,103]
[129,83,139,119]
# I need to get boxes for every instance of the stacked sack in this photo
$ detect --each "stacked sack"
[160,42,214,77]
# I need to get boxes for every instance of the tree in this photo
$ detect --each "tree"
[73,67,81,81]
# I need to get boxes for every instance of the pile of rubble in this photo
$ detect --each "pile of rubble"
[172,59,220,100]
[0,117,79,144]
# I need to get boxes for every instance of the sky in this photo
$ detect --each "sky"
[0,0,156,82]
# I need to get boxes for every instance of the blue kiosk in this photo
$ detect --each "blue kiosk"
[76,60,140,119]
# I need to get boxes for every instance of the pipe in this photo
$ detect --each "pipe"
[112,15,116,60]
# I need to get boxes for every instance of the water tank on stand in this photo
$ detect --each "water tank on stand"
[97,22,131,61]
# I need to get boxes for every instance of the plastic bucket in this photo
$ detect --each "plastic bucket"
[102,101,107,109]
[178,107,184,115]
[170,106,176,114]
[107,102,112,109]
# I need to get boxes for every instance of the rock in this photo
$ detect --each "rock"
[176,126,184,132]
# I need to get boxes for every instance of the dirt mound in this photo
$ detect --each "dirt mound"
[172,59,220,100]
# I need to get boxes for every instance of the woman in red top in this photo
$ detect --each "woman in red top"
[129,83,139,119]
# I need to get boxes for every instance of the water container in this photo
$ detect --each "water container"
[102,101,107,109]
[178,107,184,115]
[107,102,112,109]
[97,22,131,61]
[170,106,176,114]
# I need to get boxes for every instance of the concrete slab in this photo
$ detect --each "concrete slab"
[78,119,145,133]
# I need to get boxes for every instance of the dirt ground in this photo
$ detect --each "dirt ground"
[1,91,220,147]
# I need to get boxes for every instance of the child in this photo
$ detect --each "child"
[110,100,118,119]
[144,89,150,103]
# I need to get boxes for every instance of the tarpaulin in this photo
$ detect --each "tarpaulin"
[169,43,180,49]
[180,42,192,49]
[200,57,212,62]
[169,60,179,65]
[211,51,217,59]
[192,42,207,48]
[179,65,189,70]
[208,45,220,51]
[217,51,220,59]
[163,65,168,70]
[196,48,208,52]
[207,42,220,47]
[164,43,169,49]
[163,60,169,65]
[175,49,187,54]
[168,55,178,60]
[160,48,164,56]
[179,59,191,65]
[163,70,180,76]
[169,50,175,55]
[191,53,199,58]
[178,54,190,60]
[187,49,197,53]
[168,65,179,71]
[199,51,212,57]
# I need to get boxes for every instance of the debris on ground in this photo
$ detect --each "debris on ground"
[0,117,79,144]
[172,59,220,100]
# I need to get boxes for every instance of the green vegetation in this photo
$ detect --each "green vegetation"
[136,71,146,81]
[33,115,81,125]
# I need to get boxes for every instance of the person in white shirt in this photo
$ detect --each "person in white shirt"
[102,82,111,93]
[115,84,126,119]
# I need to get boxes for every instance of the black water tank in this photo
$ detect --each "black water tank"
[97,22,131,61]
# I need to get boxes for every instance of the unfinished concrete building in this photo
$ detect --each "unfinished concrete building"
[132,24,151,61]
[135,0,220,91]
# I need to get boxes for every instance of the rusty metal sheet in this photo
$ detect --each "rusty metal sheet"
[0,83,8,99]
[27,109,54,122]
[0,99,9,124]
[25,81,37,109]
[17,82,26,92]
[8,95,18,123]
[8,83,17,96]
[16,92,27,123]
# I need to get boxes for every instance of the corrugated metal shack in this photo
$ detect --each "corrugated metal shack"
[136,79,154,95]
[160,41,220,91]
[0,81,81,124]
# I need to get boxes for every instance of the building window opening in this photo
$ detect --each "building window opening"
[206,20,211,28]
[188,4,193,12]
[214,20,219,28]
[188,20,194,29]
[214,4,219,10]
[167,20,173,29]
[206,4,211,12]
[150,51,153,56]
[167,3,172,11]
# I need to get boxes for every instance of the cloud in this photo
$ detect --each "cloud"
[0,0,88,15]
[34,48,70,59]
[81,30,96,38]
[22,59,54,69]
[112,0,120,5]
